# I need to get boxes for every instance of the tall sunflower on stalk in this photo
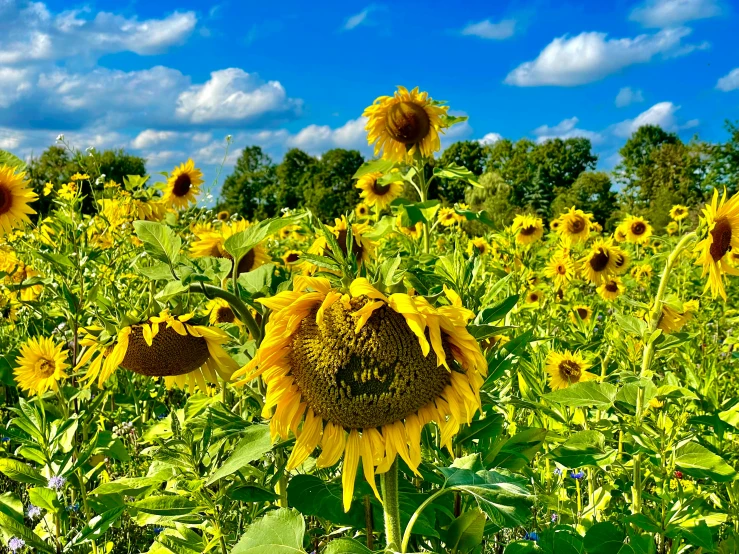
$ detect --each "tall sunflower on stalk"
[694,189,739,300]
[544,254,575,288]
[622,215,652,244]
[580,239,618,284]
[162,159,204,209]
[0,164,38,236]
[232,276,487,512]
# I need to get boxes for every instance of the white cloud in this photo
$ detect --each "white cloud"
[175,69,302,125]
[461,19,516,40]
[505,27,693,86]
[612,101,698,137]
[717,68,739,91]
[532,117,604,143]
[478,132,503,145]
[144,150,186,166]
[615,87,645,107]
[630,0,722,28]
[287,117,368,154]
[342,5,384,31]
[131,130,178,149]
[0,2,196,64]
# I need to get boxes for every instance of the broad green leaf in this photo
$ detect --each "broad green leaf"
[484,428,548,471]
[504,542,542,553]
[28,488,62,514]
[287,475,365,530]
[352,159,396,179]
[232,508,306,554]
[322,538,372,554]
[583,521,625,554]
[130,495,203,516]
[0,458,47,486]
[133,221,182,266]
[224,215,304,265]
[446,508,486,553]
[0,150,26,171]
[434,163,481,187]
[0,492,23,523]
[228,485,279,503]
[548,431,614,468]
[399,200,441,225]
[64,507,125,550]
[475,295,519,324]
[238,263,275,295]
[615,381,658,408]
[0,511,54,552]
[538,526,584,554]
[90,472,170,497]
[674,441,737,482]
[206,424,272,484]
[544,382,618,409]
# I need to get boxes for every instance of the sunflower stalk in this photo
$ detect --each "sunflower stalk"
[381,460,402,552]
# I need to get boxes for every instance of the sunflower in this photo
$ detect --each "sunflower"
[525,290,543,304]
[597,277,624,301]
[454,204,470,224]
[395,214,423,239]
[206,298,242,327]
[14,337,70,395]
[309,216,376,265]
[0,164,38,236]
[550,218,561,232]
[0,292,19,323]
[282,250,303,266]
[190,220,270,273]
[631,264,653,284]
[217,210,230,222]
[437,207,458,227]
[162,159,204,209]
[511,214,544,245]
[466,237,491,256]
[612,247,630,275]
[363,86,449,162]
[556,208,591,245]
[666,221,679,236]
[355,203,371,219]
[545,350,597,391]
[622,215,652,244]
[694,189,739,299]
[614,225,627,243]
[657,300,698,334]
[77,310,237,393]
[544,255,575,288]
[570,305,593,324]
[356,172,403,211]
[232,276,487,511]
[591,221,603,234]
[670,205,689,222]
[580,239,617,284]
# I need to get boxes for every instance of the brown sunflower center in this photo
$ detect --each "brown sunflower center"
[529,293,539,302]
[556,264,566,275]
[335,229,364,260]
[36,358,55,378]
[172,174,192,197]
[631,222,646,236]
[710,217,733,262]
[216,306,236,324]
[558,360,582,379]
[289,299,452,429]
[0,185,12,215]
[567,216,585,234]
[371,179,391,196]
[576,308,589,320]
[121,325,210,377]
[217,211,229,221]
[520,225,537,236]
[385,101,431,145]
[589,249,610,272]
[614,254,626,269]
[285,252,300,263]
[605,281,619,293]
[236,249,256,274]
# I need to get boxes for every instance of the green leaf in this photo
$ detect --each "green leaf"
[64,507,125,550]
[287,474,365,529]
[548,431,614,468]
[322,538,372,554]
[0,150,26,171]
[89,472,170,497]
[130,495,202,516]
[232,508,306,554]
[537,526,584,554]
[399,200,441,225]
[206,424,272,484]
[434,163,481,187]
[484,428,548,471]
[228,485,279,503]
[225,215,304,265]
[135,262,176,281]
[238,264,275,295]
[28,488,62,514]
[0,458,47,486]
[0,492,23,523]
[584,522,625,554]
[544,382,618,409]
[614,313,647,338]
[133,221,182,266]
[446,508,486,553]
[352,159,396,179]
[674,442,737,482]
[0,511,54,552]
[504,542,542,553]
[475,295,519,324]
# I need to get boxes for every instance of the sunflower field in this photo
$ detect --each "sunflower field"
[1,87,739,554]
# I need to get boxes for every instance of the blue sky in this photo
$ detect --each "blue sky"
[0,0,737,195]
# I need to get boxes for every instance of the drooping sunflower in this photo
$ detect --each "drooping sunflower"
[466,237,492,256]
[666,221,679,236]
[613,225,628,243]
[545,350,597,391]
[556,208,591,245]
[232,276,487,511]
[356,172,403,211]
[544,255,575,288]
[631,264,654,284]
[694,189,739,300]
[363,86,449,162]
[622,215,652,244]
[77,310,238,393]
[14,337,70,395]
[511,214,544,245]
[309,216,376,265]
[395,214,423,240]
[670,205,689,222]
[162,159,204,209]
[437,207,458,227]
[355,203,371,219]
[657,300,698,334]
[206,298,242,327]
[597,277,624,301]
[591,221,603,234]
[580,239,617,284]
[0,164,38,236]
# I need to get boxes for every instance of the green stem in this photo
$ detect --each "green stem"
[381,460,402,553]
[401,487,448,553]
[189,283,262,342]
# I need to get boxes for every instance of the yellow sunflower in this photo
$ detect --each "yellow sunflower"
[525,290,543,304]
[570,305,593,324]
[355,203,371,219]
[466,237,492,256]
[232,276,487,512]
[363,86,449,162]
[544,255,575,288]
[597,277,624,301]
[0,292,19,323]
[282,249,303,267]
[622,215,652,244]
[670,205,689,222]
[395,214,423,240]
[206,298,242,327]
[162,159,204,209]
[0,164,38,236]
[356,172,403,211]
[666,221,679,236]
[545,350,597,390]
[550,218,561,232]
[612,247,630,275]
[580,239,617,284]
[591,221,603,234]
[657,300,698,334]
[190,219,270,273]
[77,310,237,393]
[14,337,70,395]
[511,214,544,245]
[309,216,376,265]
[694,189,739,300]
[217,210,230,222]
[556,208,591,245]
[614,225,628,243]
[437,207,458,227]
[631,264,653,284]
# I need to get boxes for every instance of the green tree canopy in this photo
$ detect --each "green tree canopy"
[274,148,317,211]
[438,140,486,203]
[303,149,364,220]
[552,171,616,227]
[219,146,277,220]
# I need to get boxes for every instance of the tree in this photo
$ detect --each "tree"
[551,171,616,227]
[274,149,317,210]
[706,120,739,195]
[438,141,486,203]
[219,146,277,219]
[464,171,518,231]
[303,149,364,220]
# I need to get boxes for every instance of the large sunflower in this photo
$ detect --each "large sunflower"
[511,214,544,245]
[657,300,698,334]
[356,172,403,211]
[0,164,38,236]
[694,189,739,300]
[622,215,652,244]
[77,310,238,393]
[309,216,376,265]
[232,276,487,511]
[162,159,204,209]
[580,239,617,284]
[363,86,449,162]
[556,208,591,245]
[14,337,69,395]
[545,350,596,390]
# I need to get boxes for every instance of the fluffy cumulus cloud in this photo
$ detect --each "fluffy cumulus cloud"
[532,117,604,143]
[478,132,503,145]
[630,0,722,28]
[286,117,368,155]
[505,27,694,86]
[717,68,739,92]
[461,18,516,40]
[612,102,698,137]
[615,87,645,107]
